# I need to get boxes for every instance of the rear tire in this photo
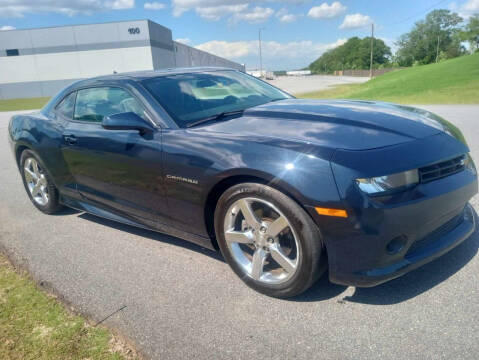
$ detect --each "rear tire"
[214,183,326,298]
[20,149,64,214]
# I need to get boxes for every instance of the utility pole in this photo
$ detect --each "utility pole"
[369,23,374,78]
[435,35,440,63]
[258,28,264,79]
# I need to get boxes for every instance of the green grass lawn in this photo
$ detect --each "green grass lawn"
[0,254,138,360]
[0,97,50,112]
[299,52,479,104]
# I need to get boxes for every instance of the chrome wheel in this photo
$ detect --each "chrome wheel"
[223,197,300,284]
[24,157,49,206]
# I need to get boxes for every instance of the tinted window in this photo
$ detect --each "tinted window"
[6,49,19,56]
[142,70,290,127]
[55,92,76,119]
[74,87,146,123]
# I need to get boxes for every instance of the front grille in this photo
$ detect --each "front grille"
[406,213,464,255]
[419,155,466,183]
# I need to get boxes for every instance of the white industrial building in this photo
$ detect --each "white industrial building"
[286,70,311,76]
[246,70,275,80]
[0,19,244,99]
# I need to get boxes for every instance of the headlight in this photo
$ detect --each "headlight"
[356,169,419,195]
[465,154,477,175]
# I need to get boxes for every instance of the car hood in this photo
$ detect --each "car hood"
[202,99,448,151]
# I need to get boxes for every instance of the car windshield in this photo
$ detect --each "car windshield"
[142,70,291,127]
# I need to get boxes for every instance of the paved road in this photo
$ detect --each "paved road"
[266,75,369,94]
[1,106,478,360]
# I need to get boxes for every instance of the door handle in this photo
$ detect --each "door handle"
[63,134,77,145]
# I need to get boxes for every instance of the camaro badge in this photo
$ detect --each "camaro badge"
[166,174,199,185]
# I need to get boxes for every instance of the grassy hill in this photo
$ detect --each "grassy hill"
[300,53,479,104]
[0,97,50,112]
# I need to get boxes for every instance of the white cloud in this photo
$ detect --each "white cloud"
[231,6,274,24]
[189,3,275,23]
[144,1,165,10]
[175,37,190,44]
[276,8,301,23]
[339,13,372,29]
[307,2,346,19]
[172,0,306,18]
[196,4,248,20]
[0,25,15,30]
[195,38,346,69]
[451,0,479,19]
[0,0,134,18]
[463,0,479,11]
[104,0,134,9]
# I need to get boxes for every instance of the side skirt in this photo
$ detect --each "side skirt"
[60,195,216,251]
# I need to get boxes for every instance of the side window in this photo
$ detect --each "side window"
[55,92,76,119]
[73,87,147,123]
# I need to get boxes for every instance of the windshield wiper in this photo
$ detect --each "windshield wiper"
[186,110,244,128]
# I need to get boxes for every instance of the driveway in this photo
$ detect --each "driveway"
[0,105,478,359]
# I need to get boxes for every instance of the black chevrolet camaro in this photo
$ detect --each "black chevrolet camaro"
[8,68,478,298]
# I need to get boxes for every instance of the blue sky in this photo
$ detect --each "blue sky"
[1,0,478,70]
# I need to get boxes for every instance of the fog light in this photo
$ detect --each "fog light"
[386,236,407,255]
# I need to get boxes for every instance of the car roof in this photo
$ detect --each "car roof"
[87,67,237,82]
[67,67,240,89]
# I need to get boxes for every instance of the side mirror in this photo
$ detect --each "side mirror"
[102,112,154,135]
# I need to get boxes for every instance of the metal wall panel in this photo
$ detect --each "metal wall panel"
[73,22,122,45]
[117,20,151,43]
[0,29,32,51]
[173,42,191,67]
[29,26,76,48]
[147,20,174,50]
[0,78,80,99]
[172,41,244,71]
[151,46,176,69]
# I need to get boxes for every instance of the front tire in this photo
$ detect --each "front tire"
[215,183,325,298]
[20,150,63,214]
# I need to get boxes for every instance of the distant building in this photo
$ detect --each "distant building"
[246,70,275,80]
[0,20,244,99]
[286,70,311,76]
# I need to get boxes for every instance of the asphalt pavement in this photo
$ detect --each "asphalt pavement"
[0,105,478,360]
[266,75,369,94]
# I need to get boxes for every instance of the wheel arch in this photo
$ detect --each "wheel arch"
[15,144,31,167]
[203,171,317,251]
[15,144,62,190]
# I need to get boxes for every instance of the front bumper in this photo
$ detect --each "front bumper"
[308,153,478,288]
[330,203,475,287]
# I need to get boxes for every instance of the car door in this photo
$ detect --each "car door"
[45,91,81,200]
[60,86,167,228]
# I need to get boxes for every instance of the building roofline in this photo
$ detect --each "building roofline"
[0,19,155,32]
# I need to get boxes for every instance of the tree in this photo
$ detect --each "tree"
[395,9,464,66]
[308,37,391,74]
[461,14,479,52]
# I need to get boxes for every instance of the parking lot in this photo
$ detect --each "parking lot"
[266,74,369,94]
[0,105,478,359]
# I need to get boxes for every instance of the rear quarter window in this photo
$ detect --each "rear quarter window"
[55,92,76,119]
